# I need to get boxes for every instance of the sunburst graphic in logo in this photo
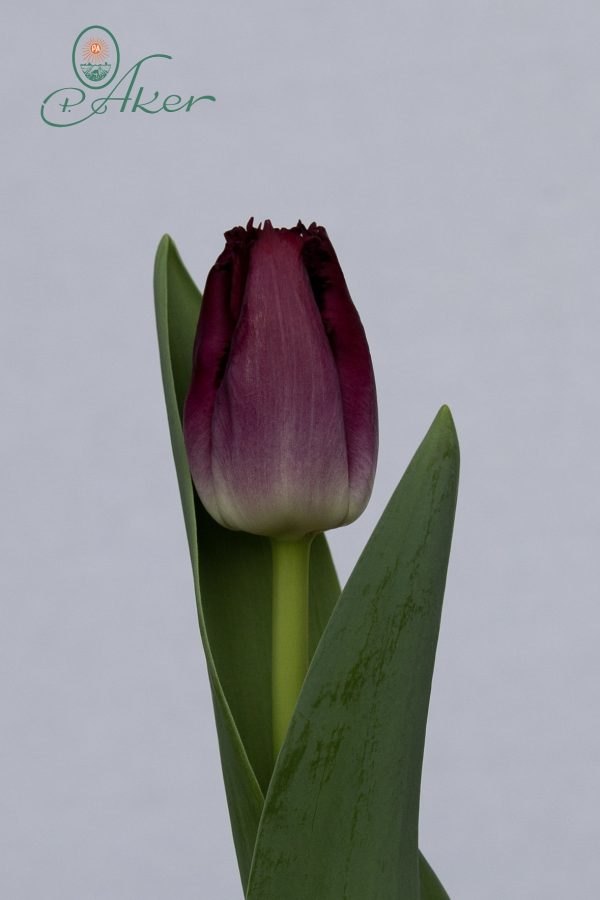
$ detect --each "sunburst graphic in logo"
[80,34,111,82]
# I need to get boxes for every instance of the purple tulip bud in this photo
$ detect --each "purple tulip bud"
[183,220,378,539]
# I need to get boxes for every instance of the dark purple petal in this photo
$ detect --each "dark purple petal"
[184,226,256,524]
[209,224,349,537]
[301,224,378,522]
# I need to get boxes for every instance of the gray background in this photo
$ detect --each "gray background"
[1,1,598,897]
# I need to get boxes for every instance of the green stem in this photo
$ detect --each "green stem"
[271,534,313,757]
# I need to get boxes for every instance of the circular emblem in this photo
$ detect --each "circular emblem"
[72,26,120,89]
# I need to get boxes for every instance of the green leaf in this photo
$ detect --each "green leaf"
[153,236,339,886]
[245,406,459,900]
[153,236,453,898]
[419,854,451,900]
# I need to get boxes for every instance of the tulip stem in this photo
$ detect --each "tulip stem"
[271,534,313,757]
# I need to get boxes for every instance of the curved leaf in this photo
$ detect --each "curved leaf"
[419,854,451,900]
[246,407,459,900]
[154,236,339,885]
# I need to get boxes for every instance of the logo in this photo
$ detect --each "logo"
[73,26,119,87]
[41,25,215,128]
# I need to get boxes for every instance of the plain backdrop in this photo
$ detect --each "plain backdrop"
[1,2,599,898]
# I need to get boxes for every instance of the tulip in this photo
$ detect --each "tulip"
[183,219,378,754]
[183,219,378,541]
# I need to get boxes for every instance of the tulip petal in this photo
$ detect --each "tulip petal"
[184,227,257,528]
[302,224,378,522]
[211,226,350,538]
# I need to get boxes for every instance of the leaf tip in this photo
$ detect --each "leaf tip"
[434,404,460,475]
[155,233,175,263]
[437,403,453,423]
[435,404,457,436]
